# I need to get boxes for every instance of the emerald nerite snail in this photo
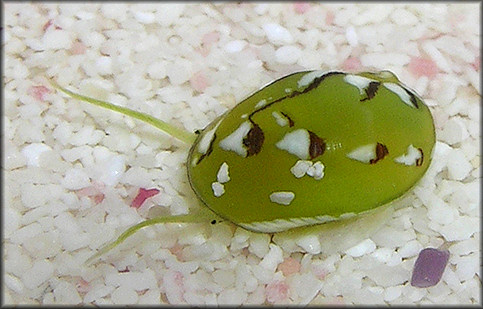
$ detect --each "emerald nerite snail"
[50,70,435,262]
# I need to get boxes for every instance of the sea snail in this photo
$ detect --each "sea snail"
[50,70,435,262]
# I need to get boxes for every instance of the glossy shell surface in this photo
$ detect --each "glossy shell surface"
[188,70,435,232]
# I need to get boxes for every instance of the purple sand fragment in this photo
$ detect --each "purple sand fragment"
[411,248,450,288]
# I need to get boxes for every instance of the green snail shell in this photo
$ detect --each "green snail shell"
[187,70,435,233]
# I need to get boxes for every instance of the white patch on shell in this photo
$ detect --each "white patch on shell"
[394,144,422,165]
[307,161,325,180]
[217,162,230,183]
[238,215,336,233]
[276,129,310,160]
[197,118,222,155]
[272,111,289,127]
[290,160,312,178]
[211,182,225,197]
[344,74,377,95]
[269,191,295,206]
[219,121,252,157]
[346,143,377,163]
[241,114,248,119]
[255,99,267,109]
[297,70,327,88]
[291,160,325,180]
[339,212,356,220]
[285,88,292,93]
[383,82,414,108]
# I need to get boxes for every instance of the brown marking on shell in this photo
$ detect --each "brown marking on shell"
[408,92,419,108]
[416,148,424,166]
[308,131,326,160]
[243,122,265,156]
[369,142,389,164]
[249,71,346,121]
[301,71,346,93]
[403,87,419,109]
[280,112,295,127]
[360,81,380,101]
